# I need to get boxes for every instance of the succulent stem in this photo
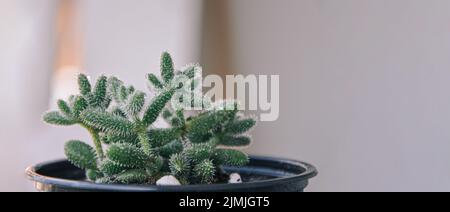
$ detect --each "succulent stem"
[84,125,104,160]
[137,129,152,156]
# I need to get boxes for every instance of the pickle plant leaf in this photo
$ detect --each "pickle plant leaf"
[64,140,98,170]
[161,52,175,84]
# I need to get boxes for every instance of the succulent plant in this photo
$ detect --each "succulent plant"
[43,52,257,185]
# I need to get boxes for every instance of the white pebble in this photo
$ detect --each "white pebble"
[156,175,181,186]
[228,173,242,184]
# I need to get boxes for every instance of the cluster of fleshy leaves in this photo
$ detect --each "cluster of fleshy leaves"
[43,52,256,185]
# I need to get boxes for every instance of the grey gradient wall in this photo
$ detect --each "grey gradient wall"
[216,0,450,191]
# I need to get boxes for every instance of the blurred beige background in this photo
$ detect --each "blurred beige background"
[1,0,450,191]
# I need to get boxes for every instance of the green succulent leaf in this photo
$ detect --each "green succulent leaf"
[148,128,182,147]
[99,159,128,176]
[161,52,175,83]
[219,135,252,147]
[194,159,215,184]
[119,85,129,102]
[176,110,186,126]
[214,149,249,167]
[137,132,152,156]
[157,140,183,158]
[86,169,103,181]
[185,143,214,164]
[116,169,148,184]
[146,156,164,176]
[80,109,135,136]
[43,111,76,126]
[169,153,191,178]
[147,73,164,89]
[101,133,139,145]
[91,75,108,108]
[107,76,123,102]
[106,143,148,168]
[126,91,145,116]
[142,90,175,127]
[57,99,72,118]
[64,140,98,170]
[225,119,256,135]
[72,96,88,118]
[187,110,232,143]
[78,74,92,96]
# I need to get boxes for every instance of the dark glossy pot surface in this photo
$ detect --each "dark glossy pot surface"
[26,156,317,192]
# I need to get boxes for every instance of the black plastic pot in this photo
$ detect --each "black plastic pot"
[26,156,317,192]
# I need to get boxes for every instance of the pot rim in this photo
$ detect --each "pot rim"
[26,156,318,192]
